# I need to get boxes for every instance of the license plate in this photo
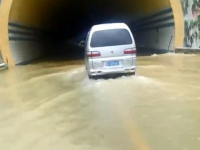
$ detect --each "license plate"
[106,61,119,66]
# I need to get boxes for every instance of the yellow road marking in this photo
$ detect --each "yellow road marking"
[114,101,151,150]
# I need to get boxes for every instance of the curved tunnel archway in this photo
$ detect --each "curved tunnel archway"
[0,0,184,66]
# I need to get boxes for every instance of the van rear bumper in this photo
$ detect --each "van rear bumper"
[88,66,136,76]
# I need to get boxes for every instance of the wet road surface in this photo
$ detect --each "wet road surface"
[0,53,200,150]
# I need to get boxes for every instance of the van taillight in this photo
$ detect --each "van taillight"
[87,51,101,57]
[124,48,136,54]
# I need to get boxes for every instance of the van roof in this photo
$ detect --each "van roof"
[91,23,129,31]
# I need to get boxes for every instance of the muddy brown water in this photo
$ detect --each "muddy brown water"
[0,53,200,150]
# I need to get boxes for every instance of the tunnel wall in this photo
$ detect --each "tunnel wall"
[0,52,3,63]
[170,0,184,49]
[0,0,185,66]
[7,0,51,65]
[0,0,2,64]
[8,22,44,65]
[129,0,175,54]
[0,0,15,65]
[132,8,174,54]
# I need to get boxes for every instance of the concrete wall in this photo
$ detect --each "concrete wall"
[0,0,3,64]
[8,22,45,64]
[127,0,174,54]
[180,0,200,49]
[0,0,14,65]
[7,0,52,65]
[0,52,3,63]
[170,0,184,48]
[6,0,69,65]
[131,8,175,54]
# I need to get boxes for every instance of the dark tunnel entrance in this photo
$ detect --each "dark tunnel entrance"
[43,0,139,61]
[7,0,174,65]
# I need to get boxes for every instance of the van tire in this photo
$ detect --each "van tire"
[88,75,93,79]
[131,72,136,75]
[127,72,135,76]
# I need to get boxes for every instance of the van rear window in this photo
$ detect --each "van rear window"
[90,29,133,47]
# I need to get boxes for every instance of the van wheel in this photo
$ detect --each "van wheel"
[131,72,136,75]
[88,75,93,79]
[127,72,135,76]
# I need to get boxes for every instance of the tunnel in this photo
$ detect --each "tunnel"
[0,0,184,66]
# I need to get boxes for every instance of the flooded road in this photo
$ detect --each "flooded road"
[0,53,200,150]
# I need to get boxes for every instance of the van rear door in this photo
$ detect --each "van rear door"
[88,28,136,69]
[89,28,135,57]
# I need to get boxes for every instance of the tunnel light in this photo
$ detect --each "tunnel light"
[124,48,136,54]
[87,51,101,57]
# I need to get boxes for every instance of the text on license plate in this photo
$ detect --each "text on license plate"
[106,61,119,66]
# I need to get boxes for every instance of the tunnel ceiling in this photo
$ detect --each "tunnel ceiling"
[45,0,141,39]
[9,0,170,41]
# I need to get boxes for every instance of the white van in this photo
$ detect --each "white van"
[83,23,136,79]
